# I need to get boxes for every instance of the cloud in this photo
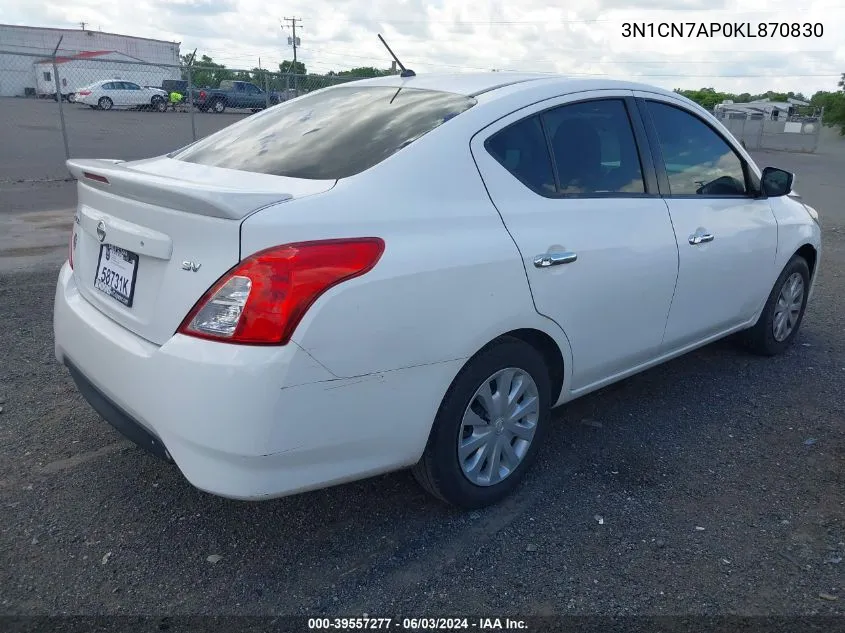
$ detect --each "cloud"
[160,0,237,17]
[1,0,842,95]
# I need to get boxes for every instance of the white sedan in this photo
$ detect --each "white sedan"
[75,80,167,111]
[54,73,821,508]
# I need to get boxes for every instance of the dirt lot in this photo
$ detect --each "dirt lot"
[0,138,843,620]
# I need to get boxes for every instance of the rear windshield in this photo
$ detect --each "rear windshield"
[170,85,477,179]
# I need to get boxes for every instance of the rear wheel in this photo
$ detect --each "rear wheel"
[742,254,811,356]
[211,99,225,113]
[98,97,113,111]
[412,337,551,508]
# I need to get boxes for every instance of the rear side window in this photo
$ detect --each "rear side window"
[485,116,555,194]
[172,86,477,180]
[542,99,645,194]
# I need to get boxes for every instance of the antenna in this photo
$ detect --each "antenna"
[377,34,415,78]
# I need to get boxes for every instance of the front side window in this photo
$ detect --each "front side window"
[172,86,476,180]
[542,99,646,194]
[485,116,555,194]
[646,101,747,196]
[125,82,140,90]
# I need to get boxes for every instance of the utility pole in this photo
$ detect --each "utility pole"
[80,22,86,30]
[283,16,303,95]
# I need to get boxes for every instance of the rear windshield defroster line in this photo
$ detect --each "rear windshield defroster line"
[170,86,477,180]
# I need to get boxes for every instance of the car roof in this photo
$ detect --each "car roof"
[340,71,681,101]
[343,72,550,96]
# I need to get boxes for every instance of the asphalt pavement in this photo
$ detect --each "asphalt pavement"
[0,97,247,186]
[0,124,843,619]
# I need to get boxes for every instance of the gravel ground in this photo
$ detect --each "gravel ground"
[0,148,843,620]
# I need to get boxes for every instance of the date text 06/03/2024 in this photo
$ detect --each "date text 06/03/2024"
[307,617,528,630]
[621,21,823,38]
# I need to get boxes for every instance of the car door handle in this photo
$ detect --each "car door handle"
[688,232,715,245]
[533,252,578,268]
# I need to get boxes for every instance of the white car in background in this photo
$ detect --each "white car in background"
[54,73,821,508]
[75,80,167,111]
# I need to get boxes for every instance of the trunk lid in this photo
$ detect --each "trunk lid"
[66,157,336,345]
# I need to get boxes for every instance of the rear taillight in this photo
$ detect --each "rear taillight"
[199,90,207,99]
[78,90,91,96]
[83,172,109,184]
[177,238,385,345]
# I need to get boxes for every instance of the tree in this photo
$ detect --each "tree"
[811,87,845,135]
[183,54,231,88]
[674,87,732,110]
[336,66,393,78]
[279,60,306,75]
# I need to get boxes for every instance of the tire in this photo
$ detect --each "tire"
[153,97,167,112]
[67,93,76,103]
[412,337,552,508]
[211,99,225,113]
[98,97,113,111]
[742,254,811,356]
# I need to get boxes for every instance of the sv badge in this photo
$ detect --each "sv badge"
[181,261,202,272]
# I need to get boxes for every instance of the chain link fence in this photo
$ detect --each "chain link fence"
[3,47,830,188]
[0,50,361,184]
[714,110,824,153]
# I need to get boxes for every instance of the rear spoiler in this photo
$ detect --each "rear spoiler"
[66,158,293,220]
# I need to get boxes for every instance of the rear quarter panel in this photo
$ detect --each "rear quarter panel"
[239,125,573,394]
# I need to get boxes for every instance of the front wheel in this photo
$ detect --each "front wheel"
[742,254,811,356]
[412,337,551,508]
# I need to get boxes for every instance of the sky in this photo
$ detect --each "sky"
[1,0,844,97]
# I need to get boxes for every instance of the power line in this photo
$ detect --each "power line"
[289,7,845,25]
[301,46,843,77]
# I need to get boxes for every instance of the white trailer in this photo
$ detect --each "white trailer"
[715,98,812,120]
[34,50,178,100]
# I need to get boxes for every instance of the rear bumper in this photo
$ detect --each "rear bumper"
[53,263,459,500]
[66,361,173,463]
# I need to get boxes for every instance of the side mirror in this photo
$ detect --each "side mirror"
[761,167,794,197]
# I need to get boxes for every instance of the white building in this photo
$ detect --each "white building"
[34,51,179,99]
[0,24,181,97]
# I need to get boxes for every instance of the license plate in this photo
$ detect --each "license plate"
[94,244,139,307]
